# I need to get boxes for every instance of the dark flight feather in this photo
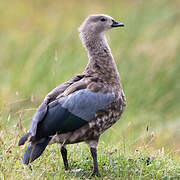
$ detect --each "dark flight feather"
[23,137,51,164]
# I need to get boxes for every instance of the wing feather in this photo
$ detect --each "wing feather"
[61,89,115,121]
[29,88,114,139]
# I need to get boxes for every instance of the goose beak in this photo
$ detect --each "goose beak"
[111,20,124,28]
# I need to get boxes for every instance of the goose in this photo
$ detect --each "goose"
[18,14,126,176]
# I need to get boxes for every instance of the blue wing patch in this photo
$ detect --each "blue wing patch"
[60,89,115,121]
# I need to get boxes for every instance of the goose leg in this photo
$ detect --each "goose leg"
[86,138,100,177]
[61,146,69,170]
[90,147,100,176]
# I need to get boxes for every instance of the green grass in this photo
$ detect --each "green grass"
[0,0,180,179]
[0,140,179,179]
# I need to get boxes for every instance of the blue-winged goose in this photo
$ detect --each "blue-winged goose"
[19,14,126,176]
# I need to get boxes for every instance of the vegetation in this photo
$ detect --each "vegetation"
[0,0,179,179]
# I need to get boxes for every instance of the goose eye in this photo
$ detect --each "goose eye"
[100,18,106,22]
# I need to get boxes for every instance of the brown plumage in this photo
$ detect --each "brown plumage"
[19,14,126,176]
[49,14,126,176]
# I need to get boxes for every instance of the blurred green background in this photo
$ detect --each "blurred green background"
[0,0,180,155]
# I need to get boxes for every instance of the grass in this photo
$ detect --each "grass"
[0,140,179,179]
[0,0,180,179]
